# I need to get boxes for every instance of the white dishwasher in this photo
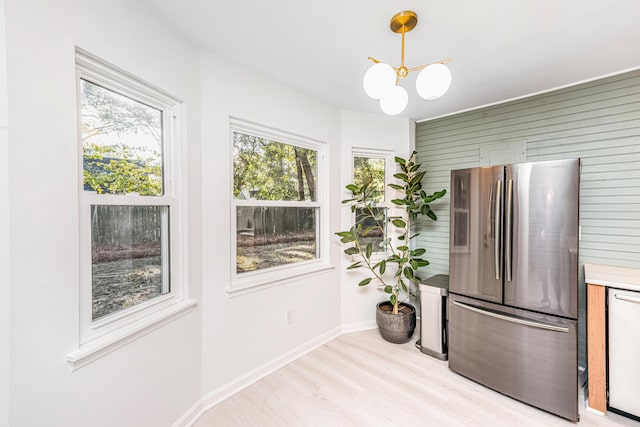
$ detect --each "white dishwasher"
[608,287,640,420]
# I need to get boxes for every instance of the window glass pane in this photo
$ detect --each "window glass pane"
[81,79,163,196]
[236,206,317,273]
[91,205,169,320]
[356,207,387,252]
[233,132,317,201]
[354,157,385,203]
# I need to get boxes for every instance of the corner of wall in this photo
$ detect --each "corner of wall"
[0,0,9,423]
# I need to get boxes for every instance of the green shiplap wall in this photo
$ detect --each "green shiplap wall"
[416,69,640,274]
[415,68,640,368]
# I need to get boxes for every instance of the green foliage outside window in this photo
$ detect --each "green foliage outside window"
[83,142,162,196]
[81,78,163,196]
[233,132,317,202]
[353,157,385,203]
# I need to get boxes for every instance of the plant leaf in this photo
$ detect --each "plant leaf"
[410,171,426,186]
[344,247,360,255]
[404,266,415,279]
[358,278,372,287]
[427,210,437,220]
[401,280,408,293]
[388,183,404,190]
[347,261,362,270]
[361,226,378,237]
[384,285,393,294]
[411,248,426,257]
[394,156,406,166]
[390,294,397,306]
[391,219,406,228]
[415,259,430,267]
[379,260,386,274]
[365,243,373,259]
[387,254,401,262]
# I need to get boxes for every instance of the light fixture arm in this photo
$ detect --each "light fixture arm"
[407,58,453,74]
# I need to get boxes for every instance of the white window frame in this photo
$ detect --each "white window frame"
[67,49,195,370]
[351,148,395,256]
[229,118,331,295]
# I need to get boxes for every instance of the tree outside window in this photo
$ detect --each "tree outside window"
[232,127,322,275]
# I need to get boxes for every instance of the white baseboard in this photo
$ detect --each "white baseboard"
[172,399,204,427]
[340,320,377,334]
[175,326,342,427]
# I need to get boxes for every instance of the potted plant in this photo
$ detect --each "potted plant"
[336,151,446,343]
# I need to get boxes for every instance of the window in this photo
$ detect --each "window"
[353,155,387,252]
[70,50,194,366]
[352,149,394,254]
[231,119,328,291]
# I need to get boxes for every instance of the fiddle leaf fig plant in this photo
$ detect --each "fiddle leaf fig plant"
[336,151,446,315]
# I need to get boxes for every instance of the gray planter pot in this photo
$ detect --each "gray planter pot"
[376,301,416,344]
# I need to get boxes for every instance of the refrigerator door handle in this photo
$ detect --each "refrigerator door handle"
[614,294,640,305]
[494,180,503,280]
[505,179,513,282]
[452,301,569,333]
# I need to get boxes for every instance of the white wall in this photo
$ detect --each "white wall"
[339,111,412,331]
[5,1,415,424]
[0,0,10,424]
[198,51,344,404]
[5,0,202,426]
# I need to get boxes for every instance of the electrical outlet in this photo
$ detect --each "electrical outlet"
[286,310,295,325]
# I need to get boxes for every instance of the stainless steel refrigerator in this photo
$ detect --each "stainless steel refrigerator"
[448,158,580,421]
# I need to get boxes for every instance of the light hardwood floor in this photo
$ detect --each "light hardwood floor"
[194,329,637,426]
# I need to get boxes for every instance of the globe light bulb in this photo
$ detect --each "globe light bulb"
[363,63,396,100]
[416,63,452,100]
[379,85,408,116]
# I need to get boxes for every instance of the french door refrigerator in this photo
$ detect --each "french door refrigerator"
[448,159,580,421]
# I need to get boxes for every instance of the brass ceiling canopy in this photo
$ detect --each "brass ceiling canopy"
[363,10,453,115]
[390,10,418,34]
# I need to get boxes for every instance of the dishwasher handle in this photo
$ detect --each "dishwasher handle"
[614,293,640,305]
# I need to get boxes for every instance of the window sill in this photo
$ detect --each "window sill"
[66,299,197,371]
[228,263,334,298]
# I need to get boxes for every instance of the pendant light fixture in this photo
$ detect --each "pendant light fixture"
[363,11,452,116]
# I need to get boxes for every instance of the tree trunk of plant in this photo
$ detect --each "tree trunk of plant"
[393,292,399,315]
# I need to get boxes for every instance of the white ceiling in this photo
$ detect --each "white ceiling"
[142,0,640,121]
